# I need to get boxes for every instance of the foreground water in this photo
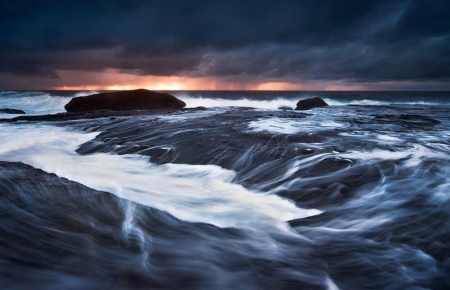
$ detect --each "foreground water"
[1,91,449,289]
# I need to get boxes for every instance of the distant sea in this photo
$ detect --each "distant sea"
[1,90,449,289]
[1,91,450,117]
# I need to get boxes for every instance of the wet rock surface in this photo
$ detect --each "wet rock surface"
[1,103,450,289]
[0,161,322,289]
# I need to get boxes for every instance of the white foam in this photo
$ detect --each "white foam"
[248,117,344,134]
[175,95,297,110]
[349,99,386,106]
[342,145,449,166]
[376,134,402,142]
[248,118,303,134]
[323,98,446,106]
[0,123,320,230]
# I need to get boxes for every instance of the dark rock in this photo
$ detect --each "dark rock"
[295,97,329,110]
[182,106,209,112]
[0,108,26,114]
[372,113,441,128]
[64,89,186,112]
[278,106,293,111]
[2,110,172,122]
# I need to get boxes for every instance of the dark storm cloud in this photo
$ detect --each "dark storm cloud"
[1,0,450,85]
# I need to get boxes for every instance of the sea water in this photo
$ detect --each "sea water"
[0,90,449,289]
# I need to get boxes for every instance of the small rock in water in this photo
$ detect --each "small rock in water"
[0,108,26,114]
[278,106,293,111]
[295,97,329,110]
[192,106,207,110]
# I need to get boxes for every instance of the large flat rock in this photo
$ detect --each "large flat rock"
[64,89,186,112]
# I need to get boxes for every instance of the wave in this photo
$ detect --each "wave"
[1,91,449,119]
[322,97,450,106]
[175,95,446,110]
[0,91,72,117]
[0,123,320,230]
[175,94,298,110]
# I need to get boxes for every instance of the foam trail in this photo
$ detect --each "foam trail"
[325,276,341,290]
[0,123,320,230]
[248,117,344,134]
[175,95,298,110]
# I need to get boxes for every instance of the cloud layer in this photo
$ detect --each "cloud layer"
[1,0,449,89]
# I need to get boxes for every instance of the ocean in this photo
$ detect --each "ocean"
[1,90,449,289]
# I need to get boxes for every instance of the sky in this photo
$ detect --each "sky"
[1,0,449,90]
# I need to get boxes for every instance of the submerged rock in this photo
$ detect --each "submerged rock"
[64,89,186,112]
[0,108,26,114]
[295,97,329,110]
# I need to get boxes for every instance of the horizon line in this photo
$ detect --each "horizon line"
[2,89,450,92]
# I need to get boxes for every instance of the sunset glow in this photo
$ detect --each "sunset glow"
[52,70,289,91]
[52,69,377,91]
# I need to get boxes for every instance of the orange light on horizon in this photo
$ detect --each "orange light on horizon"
[255,82,310,91]
[52,69,374,91]
[51,69,306,91]
[55,85,107,90]
[54,83,301,91]
[54,79,317,91]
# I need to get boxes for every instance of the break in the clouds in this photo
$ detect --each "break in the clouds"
[1,0,450,89]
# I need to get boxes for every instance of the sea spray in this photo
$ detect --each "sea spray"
[0,91,72,117]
